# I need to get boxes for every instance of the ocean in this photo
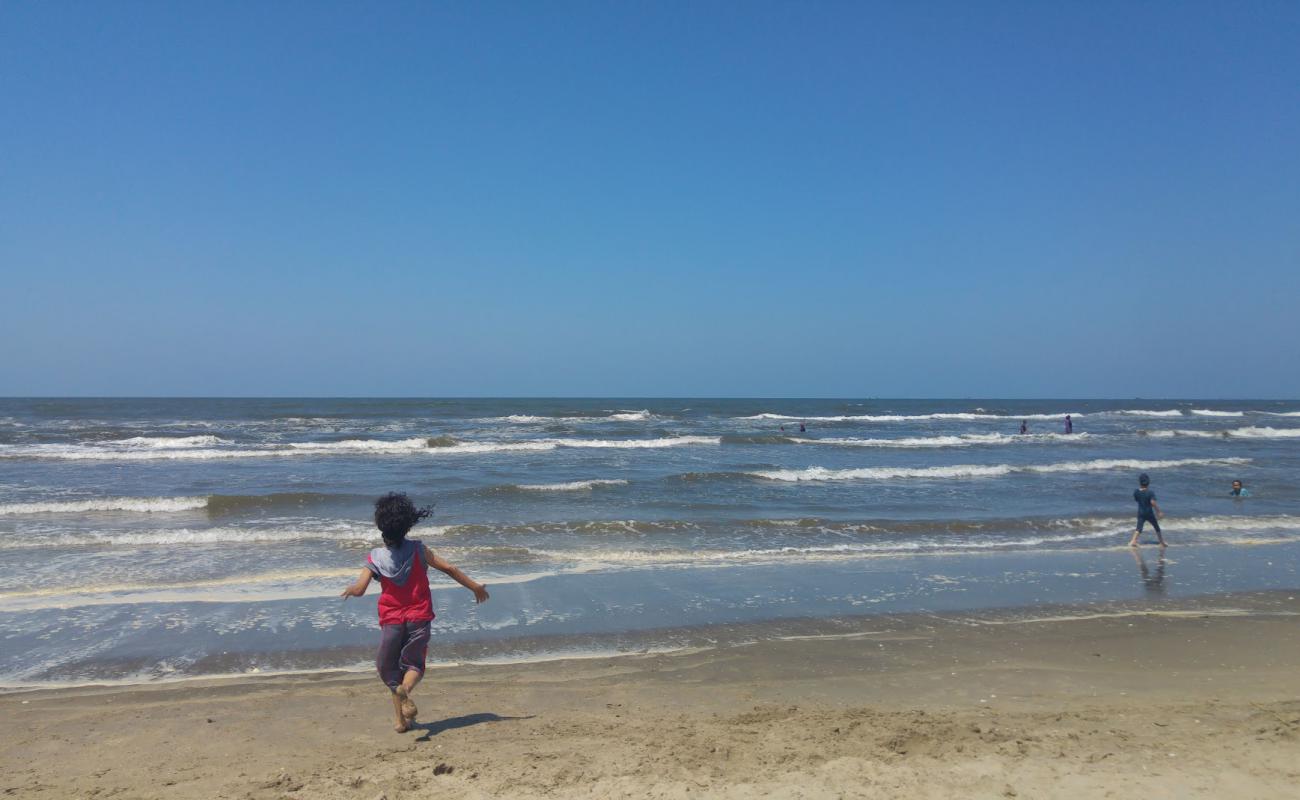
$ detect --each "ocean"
[2,398,1298,686]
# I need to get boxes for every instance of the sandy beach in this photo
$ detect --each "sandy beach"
[4,590,1298,799]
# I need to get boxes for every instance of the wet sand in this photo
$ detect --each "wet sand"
[4,590,1299,799]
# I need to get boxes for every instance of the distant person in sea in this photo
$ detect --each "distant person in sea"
[799,422,806,433]
[1064,414,1073,434]
[1128,473,1166,548]
[1019,420,1028,435]
[341,492,490,733]
[1230,480,1250,497]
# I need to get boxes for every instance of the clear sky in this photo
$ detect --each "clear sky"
[2,1,1297,397]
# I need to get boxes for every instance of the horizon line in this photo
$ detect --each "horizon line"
[2,395,1298,402]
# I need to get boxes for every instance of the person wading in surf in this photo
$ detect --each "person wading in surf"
[1128,473,1166,548]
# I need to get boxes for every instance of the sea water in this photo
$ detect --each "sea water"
[1,398,1297,685]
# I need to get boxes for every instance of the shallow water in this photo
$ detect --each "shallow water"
[1,398,1297,684]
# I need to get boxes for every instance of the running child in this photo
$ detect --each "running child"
[1128,473,1166,548]
[341,492,490,732]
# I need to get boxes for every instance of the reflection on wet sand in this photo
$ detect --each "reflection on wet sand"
[1130,547,1167,595]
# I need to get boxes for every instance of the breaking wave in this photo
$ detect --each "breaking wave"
[0,520,379,549]
[480,410,657,424]
[114,435,227,448]
[749,457,1249,482]
[737,412,1080,422]
[0,496,209,515]
[548,436,716,449]
[802,432,1089,448]
[0,434,721,461]
[1142,427,1300,440]
[514,479,630,492]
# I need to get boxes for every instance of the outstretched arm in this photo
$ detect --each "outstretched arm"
[424,544,489,603]
[340,567,372,598]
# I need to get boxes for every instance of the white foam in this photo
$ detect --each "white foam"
[0,568,360,601]
[751,457,1248,482]
[1222,426,1300,439]
[547,436,717,449]
[1113,409,1185,417]
[0,438,558,461]
[805,432,1088,448]
[292,437,560,454]
[1145,426,1300,440]
[445,441,559,453]
[0,497,209,515]
[0,444,295,461]
[1033,514,1300,534]
[1190,410,1244,417]
[516,479,630,491]
[286,437,433,452]
[1156,514,1300,532]
[116,435,226,448]
[528,529,1122,566]
[753,464,1014,481]
[738,412,1079,422]
[0,521,377,549]
[479,410,655,423]
[0,564,597,611]
[1027,457,1249,473]
[0,434,722,461]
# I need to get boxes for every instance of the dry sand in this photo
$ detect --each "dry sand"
[4,591,1299,799]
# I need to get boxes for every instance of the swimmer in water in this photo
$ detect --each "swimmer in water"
[1064,414,1073,434]
[1019,420,1027,435]
[1230,480,1250,497]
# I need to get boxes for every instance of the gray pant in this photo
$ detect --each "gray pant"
[376,620,431,688]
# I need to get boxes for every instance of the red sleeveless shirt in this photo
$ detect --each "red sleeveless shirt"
[368,543,435,626]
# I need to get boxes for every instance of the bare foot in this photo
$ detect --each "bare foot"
[396,686,418,723]
[394,719,409,733]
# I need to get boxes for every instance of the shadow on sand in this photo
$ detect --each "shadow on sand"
[412,712,533,742]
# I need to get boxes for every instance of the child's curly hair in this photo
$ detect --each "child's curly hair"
[373,492,433,547]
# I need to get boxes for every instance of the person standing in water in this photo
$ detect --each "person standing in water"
[1064,414,1073,434]
[1230,480,1250,497]
[1019,420,1028,435]
[1128,473,1166,548]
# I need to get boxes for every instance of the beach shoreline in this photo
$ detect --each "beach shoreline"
[5,590,1298,798]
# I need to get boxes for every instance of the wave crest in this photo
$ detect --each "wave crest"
[515,479,630,492]
[0,496,209,515]
[750,456,1248,482]
[1142,427,1300,440]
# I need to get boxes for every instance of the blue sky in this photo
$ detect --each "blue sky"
[2,1,1297,397]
